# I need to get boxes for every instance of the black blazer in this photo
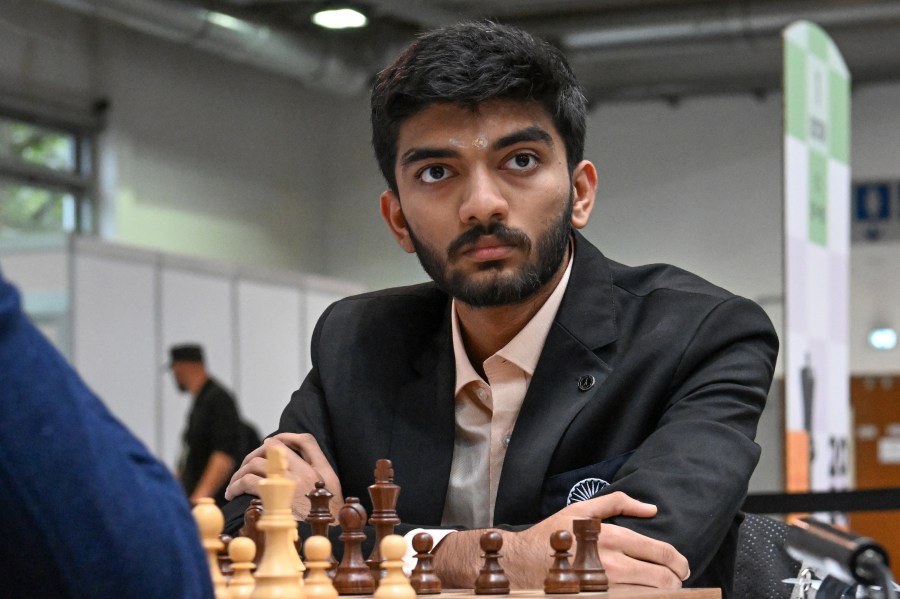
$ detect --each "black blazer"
[224,231,778,597]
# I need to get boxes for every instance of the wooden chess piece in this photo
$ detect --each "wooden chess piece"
[307,480,335,537]
[252,446,304,599]
[219,534,234,578]
[571,518,608,591]
[409,532,441,594]
[228,536,257,598]
[307,480,338,573]
[374,535,416,599]
[304,535,339,599]
[240,498,266,565]
[543,530,580,594]
[192,497,232,599]
[367,459,401,573]
[474,530,510,595]
[333,497,376,595]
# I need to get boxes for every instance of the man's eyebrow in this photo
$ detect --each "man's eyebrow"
[493,127,554,151]
[399,147,459,168]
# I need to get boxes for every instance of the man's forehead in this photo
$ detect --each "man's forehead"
[395,99,558,150]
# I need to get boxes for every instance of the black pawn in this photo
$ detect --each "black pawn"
[409,532,442,594]
[474,530,510,595]
[543,530,580,594]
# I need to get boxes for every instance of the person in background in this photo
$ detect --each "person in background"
[170,343,243,507]
[0,269,212,597]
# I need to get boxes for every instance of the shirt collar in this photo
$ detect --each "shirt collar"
[452,242,575,394]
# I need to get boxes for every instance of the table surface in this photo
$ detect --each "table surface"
[435,588,721,599]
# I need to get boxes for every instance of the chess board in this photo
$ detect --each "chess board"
[205,452,722,599]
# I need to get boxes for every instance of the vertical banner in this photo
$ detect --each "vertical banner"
[783,21,851,514]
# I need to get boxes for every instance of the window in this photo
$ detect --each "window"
[0,103,98,238]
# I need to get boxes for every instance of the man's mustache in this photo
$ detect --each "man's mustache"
[447,223,530,259]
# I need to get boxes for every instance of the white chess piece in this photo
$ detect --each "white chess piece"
[374,535,415,599]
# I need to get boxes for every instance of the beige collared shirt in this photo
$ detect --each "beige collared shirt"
[441,250,575,528]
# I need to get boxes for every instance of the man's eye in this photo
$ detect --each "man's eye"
[419,165,449,183]
[505,153,538,170]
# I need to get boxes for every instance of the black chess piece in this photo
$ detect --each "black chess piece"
[474,530,510,595]
[409,532,442,594]
[543,530,580,594]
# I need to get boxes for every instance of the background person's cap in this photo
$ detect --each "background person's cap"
[169,343,204,364]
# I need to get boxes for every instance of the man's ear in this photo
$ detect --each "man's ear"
[570,160,597,229]
[380,190,416,253]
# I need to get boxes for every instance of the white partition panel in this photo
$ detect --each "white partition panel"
[0,249,68,293]
[160,266,235,471]
[72,253,158,453]
[1,247,72,356]
[237,279,303,436]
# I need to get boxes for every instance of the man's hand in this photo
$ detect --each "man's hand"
[433,491,689,590]
[224,433,344,521]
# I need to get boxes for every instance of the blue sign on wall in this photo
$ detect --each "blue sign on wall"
[852,181,900,242]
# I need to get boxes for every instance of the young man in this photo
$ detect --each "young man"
[223,21,778,597]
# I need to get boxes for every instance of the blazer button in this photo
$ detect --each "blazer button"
[578,375,595,391]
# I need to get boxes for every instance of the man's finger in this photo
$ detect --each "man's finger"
[598,524,690,582]
[570,491,658,520]
[602,551,683,589]
[225,472,263,500]
[275,433,336,478]
[238,441,267,468]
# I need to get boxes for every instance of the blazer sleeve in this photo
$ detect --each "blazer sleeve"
[602,295,778,584]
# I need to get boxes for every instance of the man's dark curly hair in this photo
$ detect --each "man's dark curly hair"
[371,21,588,194]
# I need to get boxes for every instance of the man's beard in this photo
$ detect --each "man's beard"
[407,192,573,308]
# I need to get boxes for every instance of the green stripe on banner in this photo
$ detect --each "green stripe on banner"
[829,70,850,164]
[785,41,807,141]
[808,25,829,61]
[808,149,828,246]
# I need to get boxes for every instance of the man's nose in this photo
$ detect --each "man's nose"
[458,167,509,226]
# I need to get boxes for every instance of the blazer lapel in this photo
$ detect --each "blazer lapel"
[387,302,457,525]
[494,231,619,525]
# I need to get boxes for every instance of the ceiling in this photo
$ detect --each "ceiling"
[50,0,900,104]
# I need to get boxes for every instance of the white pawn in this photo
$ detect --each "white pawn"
[374,535,415,599]
[303,536,338,599]
[192,498,232,599]
[228,537,257,598]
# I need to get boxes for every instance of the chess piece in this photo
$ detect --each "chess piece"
[240,498,266,565]
[252,446,304,599]
[307,480,338,572]
[304,535,339,599]
[228,536,257,598]
[375,535,416,599]
[571,518,608,591]
[333,497,376,595]
[192,497,233,599]
[367,459,401,573]
[307,480,335,537]
[409,532,441,594]
[474,530,510,595]
[219,534,234,578]
[543,530,580,594]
